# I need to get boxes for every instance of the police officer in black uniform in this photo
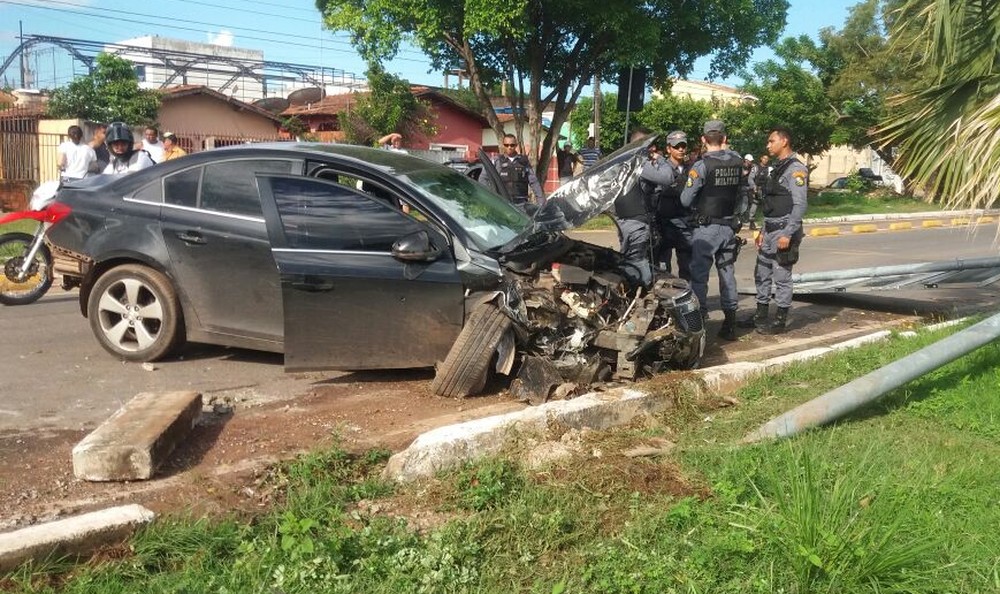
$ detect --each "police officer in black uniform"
[641,130,692,280]
[492,133,545,212]
[740,126,808,334]
[679,120,747,341]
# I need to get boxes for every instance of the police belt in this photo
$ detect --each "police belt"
[692,215,734,227]
[620,213,650,224]
[763,220,787,233]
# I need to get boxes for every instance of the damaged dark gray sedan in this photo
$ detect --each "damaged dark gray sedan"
[45,142,704,401]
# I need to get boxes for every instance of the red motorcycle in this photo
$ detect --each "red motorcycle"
[0,182,71,306]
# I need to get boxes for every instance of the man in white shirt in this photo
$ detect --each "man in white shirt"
[139,126,164,163]
[57,125,97,181]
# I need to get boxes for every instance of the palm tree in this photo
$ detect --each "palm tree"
[878,0,1000,209]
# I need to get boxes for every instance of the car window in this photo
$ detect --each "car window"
[269,176,429,252]
[132,179,163,203]
[201,160,296,218]
[163,167,201,208]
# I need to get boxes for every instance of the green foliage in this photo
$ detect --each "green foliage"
[722,58,835,158]
[317,0,789,177]
[570,93,713,154]
[635,94,715,149]
[454,458,524,511]
[46,53,160,125]
[280,115,312,139]
[339,64,436,146]
[878,0,1000,208]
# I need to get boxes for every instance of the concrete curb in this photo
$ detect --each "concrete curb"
[804,208,1000,225]
[383,385,701,482]
[0,505,154,572]
[384,317,970,483]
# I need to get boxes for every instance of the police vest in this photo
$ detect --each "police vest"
[656,164,688,219]
[497,155,531,199]
[694,153,742,218]
[614,183,649,220]
[762,158,797,217]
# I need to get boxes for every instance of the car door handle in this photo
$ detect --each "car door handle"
[176,231,206,245]
[290,276,335,292]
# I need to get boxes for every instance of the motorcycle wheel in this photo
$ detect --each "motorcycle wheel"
[0,232,53,306]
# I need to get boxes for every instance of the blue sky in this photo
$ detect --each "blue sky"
[0,0,861,91]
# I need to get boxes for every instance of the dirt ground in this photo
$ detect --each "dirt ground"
[0,295,976,534]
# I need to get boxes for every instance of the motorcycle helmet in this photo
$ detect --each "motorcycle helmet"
[105,122,135,147]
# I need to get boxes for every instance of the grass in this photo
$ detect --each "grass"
[0,220,42,235]
[6,321,1000,593]
[805,189,943,219]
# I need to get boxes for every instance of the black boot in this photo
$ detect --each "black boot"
[718,309,738,341]
[763,306,790,334]
[738,303,769,329]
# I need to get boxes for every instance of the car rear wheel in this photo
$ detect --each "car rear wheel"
[88,264,184,362]
[431,303,513,398]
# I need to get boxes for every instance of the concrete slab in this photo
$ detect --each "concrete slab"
[72,391,202,482]
[0,504,154,572]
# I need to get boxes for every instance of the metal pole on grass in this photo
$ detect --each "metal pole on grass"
[742,311,1000,443]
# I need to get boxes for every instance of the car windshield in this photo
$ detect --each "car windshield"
[403,167,532,251]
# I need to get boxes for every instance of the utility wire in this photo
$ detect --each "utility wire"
[1,0,432,64]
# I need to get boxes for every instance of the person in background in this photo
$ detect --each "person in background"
[557,141,582,184]
[377,132,408,153]
[88,123,109,174]
[139,126,164,163]
[104,122,156,175]
[56,125,96,182]
[161,132,187,161]
[578,136,602,170]
[489,133,545,212]
[746,154,771,230]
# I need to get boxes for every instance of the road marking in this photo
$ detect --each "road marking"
[810,227,840,237]
[889,222,912,231]
[852,224,878,233]
[951,218,971,226]
[922,220,943,228]
[977,216,995,224]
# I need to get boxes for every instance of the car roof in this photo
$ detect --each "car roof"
[215,142,435,174]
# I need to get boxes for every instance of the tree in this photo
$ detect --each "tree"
[47,53,160,125]
[722,57,835,158]
[338,65,437,146]
[569,94,626,153]
[776,1,909,150]
[315,0,789,178]
[878,0,1000,208]
[635,94,715,149]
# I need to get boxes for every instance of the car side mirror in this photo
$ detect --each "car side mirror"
[391,230,442,262]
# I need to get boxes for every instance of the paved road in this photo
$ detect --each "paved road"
[1,222,996,435]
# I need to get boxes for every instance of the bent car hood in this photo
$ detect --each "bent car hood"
[535,136,655,231]
[477,137,655,233]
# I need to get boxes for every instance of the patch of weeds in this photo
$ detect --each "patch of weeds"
[453,458,524,511]
[745,440,941,593]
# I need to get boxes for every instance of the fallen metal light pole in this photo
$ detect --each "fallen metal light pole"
[742,311,1000,443]
[791,256,1000,283]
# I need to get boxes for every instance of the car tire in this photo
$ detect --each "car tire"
[88,264,184,362]
[431,303,513,398]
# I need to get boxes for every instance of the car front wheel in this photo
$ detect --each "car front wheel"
[88,264,184,362]
[431,303,513,398]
